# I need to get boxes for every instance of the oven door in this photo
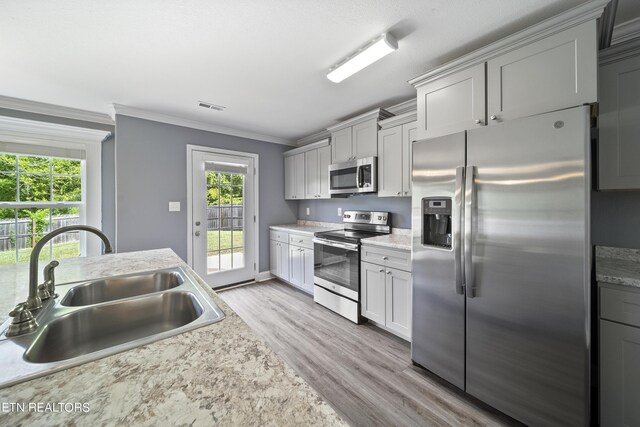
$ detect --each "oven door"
[329,160,358,195]
[312,238,359,301]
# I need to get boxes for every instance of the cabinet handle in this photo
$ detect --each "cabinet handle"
[386,271,392,275]
[490,115,498,121]
[382,256,389,260]
[396,191,401,195]
[404,191,409,195]
[475,119,483,124]
[378,268,384,272]
[299,240,303,243]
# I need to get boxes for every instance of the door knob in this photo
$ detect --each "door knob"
[194,231,201,237]
[195,221,201,226]
[490,115,498,121]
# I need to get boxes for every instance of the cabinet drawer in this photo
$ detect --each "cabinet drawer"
[270,229,289,243]
[601,286,640,328]
[361,245,411,272]
[289,233,314,250]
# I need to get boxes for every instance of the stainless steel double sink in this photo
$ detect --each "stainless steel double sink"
[0,267,225,388]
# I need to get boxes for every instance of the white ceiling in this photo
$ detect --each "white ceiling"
[0,0,635,144]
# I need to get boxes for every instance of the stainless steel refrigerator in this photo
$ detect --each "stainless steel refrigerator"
[411,106,591,426]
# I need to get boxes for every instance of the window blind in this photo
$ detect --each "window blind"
[0,141,86,160]
[205,161,248,175]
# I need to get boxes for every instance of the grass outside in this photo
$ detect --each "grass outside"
[0,241,80,265]
[207,230,243,254]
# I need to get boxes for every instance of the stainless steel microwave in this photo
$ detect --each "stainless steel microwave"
[328,157,377,196]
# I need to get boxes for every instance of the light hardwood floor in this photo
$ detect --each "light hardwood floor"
[219,280,519,427]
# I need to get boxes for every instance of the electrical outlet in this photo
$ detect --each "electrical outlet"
[306,207,310,216]
[338,208,342,217]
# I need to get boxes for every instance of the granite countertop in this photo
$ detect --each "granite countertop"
[0,249,344,426]
[362,228,412,251]
[270,220,342,236]
[596,246,640,289]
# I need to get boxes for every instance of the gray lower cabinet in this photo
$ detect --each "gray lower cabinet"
[288,245,314,294]
[598,42,640,190]
[600,285,640,426]
[270,230,290,281]
[361,245,412,341]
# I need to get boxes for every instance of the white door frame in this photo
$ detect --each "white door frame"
[186,144,259,282]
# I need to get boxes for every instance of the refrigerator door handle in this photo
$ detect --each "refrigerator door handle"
[454,166,465,295]
[464,165,476,298]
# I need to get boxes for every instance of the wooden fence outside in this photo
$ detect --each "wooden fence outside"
[207,205,243,230]
[0,215,80,252]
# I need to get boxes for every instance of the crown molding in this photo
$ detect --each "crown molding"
[0,115,111,146]
[409,0,608,88]
[385,98,417,115]
[378,110,418,129]
[600,37,640,65]
[284,138,330,157]
[326,108,394,132]
[0,95,114,125]
[110,104,295,146]
[611,17,640,45]
[296,129,331,146]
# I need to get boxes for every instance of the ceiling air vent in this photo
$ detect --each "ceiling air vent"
[198,101,226,111]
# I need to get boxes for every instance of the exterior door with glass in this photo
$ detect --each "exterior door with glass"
[191,150,256,287]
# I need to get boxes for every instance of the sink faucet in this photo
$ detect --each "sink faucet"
[24,225,113,311]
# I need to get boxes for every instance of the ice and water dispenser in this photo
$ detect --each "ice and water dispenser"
[422,198,452,249]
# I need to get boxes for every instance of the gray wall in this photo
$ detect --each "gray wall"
[592,191,640,248]
[101,134,116,246]
[114,115,297,271]
[298,195,412,229]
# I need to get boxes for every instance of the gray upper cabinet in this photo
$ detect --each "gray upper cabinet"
[415,63,486,140]
[378,112,417,197]
[352,119,378,159]
[284,152,304,200]
[410,5,601,138]
[305,144,331,199]
[598,40,640,190]
[331,127,353,164]
[487,20,597,124]
[328,108,393,163]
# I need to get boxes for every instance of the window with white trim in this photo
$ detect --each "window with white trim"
[0,116,107,264]
[0,146,85,264]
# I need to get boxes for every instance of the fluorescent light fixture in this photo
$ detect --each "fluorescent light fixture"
[327,33,398,83]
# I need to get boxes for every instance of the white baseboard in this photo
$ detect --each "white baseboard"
[256,271,274,282]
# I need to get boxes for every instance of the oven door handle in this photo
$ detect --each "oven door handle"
[312,238,359,252]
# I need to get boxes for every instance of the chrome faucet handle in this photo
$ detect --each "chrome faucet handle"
[37,281,52,301]
[6,303,39,337]
[43,260,59,298]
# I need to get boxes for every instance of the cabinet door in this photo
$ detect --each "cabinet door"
[331,127,353,163]
[301,248,315,294]
[352,119,378,159]
[289,245,303,287]
[304,149,319,199]
[294,153,305,199]
[416,63,486,140]
[317,145,331,199]
[385,268,412,340]
[599,54,640,189]
[377,126,403,197]
[279,242,290,281]
[402,121,418,196]
[487,20,597,124]
[270,240,279,276]
[361,262,386,324]
[284,155,294,200]
[600,320,640,427]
